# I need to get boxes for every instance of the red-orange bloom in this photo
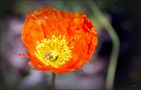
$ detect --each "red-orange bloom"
[20,7,98,74]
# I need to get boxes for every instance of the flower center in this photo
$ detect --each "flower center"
[34,35,72,68]
[45,51,58,62]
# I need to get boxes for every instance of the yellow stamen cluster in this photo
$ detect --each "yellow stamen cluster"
[35,35,72,68]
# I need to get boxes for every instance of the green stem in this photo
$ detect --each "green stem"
[51,72,56,90]
[85,1,120,90]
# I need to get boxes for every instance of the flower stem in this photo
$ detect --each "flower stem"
[51,72,56,90]
[85,1,120,90]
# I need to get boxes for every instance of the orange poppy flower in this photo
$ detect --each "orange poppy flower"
[20,7,98,74]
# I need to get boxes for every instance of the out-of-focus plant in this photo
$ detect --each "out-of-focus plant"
[85,0,120,90]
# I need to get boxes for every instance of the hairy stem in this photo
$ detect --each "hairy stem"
[51,72,56,90]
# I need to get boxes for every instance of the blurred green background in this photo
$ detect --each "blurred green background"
[0,0,141,90]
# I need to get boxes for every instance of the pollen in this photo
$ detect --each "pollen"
[34,35,72,68]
